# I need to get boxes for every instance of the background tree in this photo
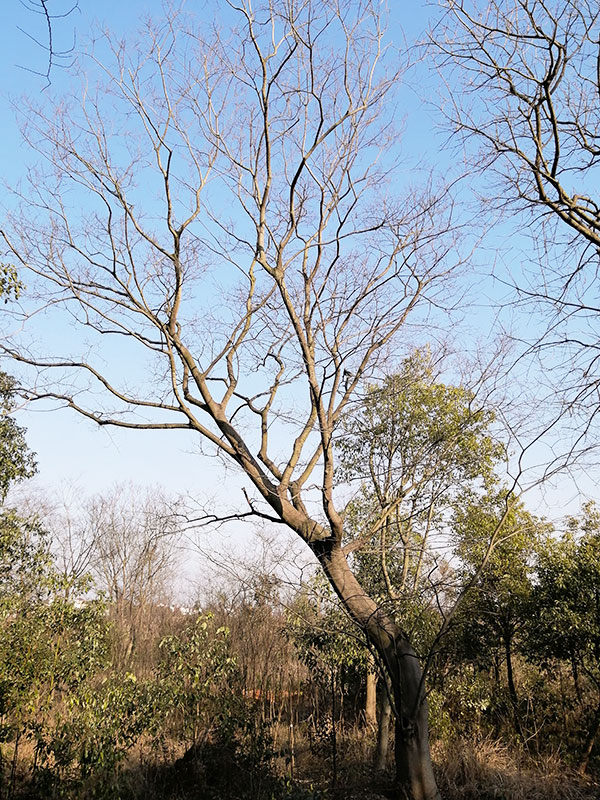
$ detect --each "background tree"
[82,485,182,668]
[338,349,504,609]
[451,495,545,738]
[527,502,600,772]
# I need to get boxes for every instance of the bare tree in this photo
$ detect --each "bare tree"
[15,483,97,591]
[86,486,178,596]
[433,0,600,450]
[85,485,181,664]
[24,482,183,660]
[0,3,475,797]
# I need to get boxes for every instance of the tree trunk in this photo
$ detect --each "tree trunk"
[572,656,583,704]
[366,666,378,727]
[503,629,522,736]
[315,542,440,800]
[391,650,440,800]
[375,674,392,772]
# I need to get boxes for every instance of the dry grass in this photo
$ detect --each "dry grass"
[434,737,599,800]
[5,727,600,800]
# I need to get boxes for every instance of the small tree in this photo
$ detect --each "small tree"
[158,613,237,748]
[452,494,546,737]
[335,351,511,758]
[337,350,504,606]
[84,485,182,668]
[528,502,600,771]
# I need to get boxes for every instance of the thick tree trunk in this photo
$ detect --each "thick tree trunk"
[389,639,440,800]
[314,542,440,800]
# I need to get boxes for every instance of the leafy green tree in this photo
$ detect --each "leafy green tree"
[0,590,111,789]
[338,350,503,611]
[0,373,36,503]
[158,612,237,748]
[0,262,36,583]
[528,502,600,771]
[335,350,512,767]
[450,494,547,737]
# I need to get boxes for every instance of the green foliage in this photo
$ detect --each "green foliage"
[335,350,507,659]
[338,350,502,498]
[0,603,242,797]
[286,578,368,678]
[38,671,167,796]
[429,669,493,739]
[337,351,504,600]
[158,612,238,745]
[0,591,109,728]
[0,373,36,502]
[0,509,51,608]
[529,502,600,675]
[451,495,546,666]
[0,583,113,797]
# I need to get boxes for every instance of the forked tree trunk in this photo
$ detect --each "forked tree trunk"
[314,542,440,800]
[388,637,439,800]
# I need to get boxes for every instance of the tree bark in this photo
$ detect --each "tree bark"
[366,666,378,727]
[392,653,440,800]
[375,675,392,772]
[503,629,522,737]
[314,542,440,800]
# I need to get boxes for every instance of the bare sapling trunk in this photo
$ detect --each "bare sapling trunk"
[504,629,523,738]
[375,674,392,772]
[366,663,378,727]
